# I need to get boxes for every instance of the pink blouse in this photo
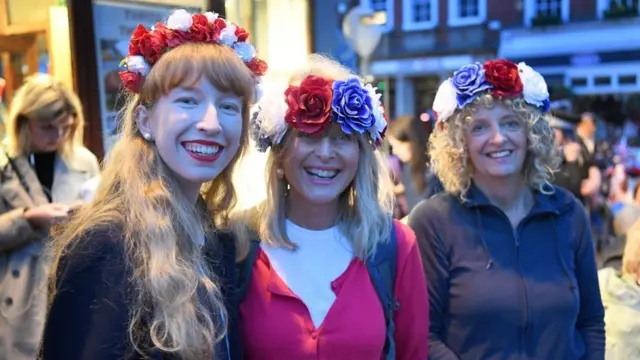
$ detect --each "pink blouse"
[239,220,429,359]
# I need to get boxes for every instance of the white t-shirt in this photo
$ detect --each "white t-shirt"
[260,220,353,328]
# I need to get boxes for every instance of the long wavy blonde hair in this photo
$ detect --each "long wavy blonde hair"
[48,42,255,359]
[4,74,84,161]
[245,55,394,260]
[429,93,560,199]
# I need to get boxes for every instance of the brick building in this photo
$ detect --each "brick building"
[313,0,640,121]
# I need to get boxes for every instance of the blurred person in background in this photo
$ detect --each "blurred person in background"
[0,73,99,360]
[387,112,440,218]
[598,218,640,359]
[550,112,586,201]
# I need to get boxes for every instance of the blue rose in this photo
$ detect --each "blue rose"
[331,78,375,134]
[540,98,551,112]
[451,62,493,107]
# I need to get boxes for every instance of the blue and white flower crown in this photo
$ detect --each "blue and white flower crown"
[433,59,551,124]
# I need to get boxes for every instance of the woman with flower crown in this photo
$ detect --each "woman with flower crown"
[40,9,267,360]
[236,54,428,359]
[408,59,605,359]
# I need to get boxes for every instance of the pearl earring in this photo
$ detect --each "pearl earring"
[276,168,284,178]
[143,133,153,141]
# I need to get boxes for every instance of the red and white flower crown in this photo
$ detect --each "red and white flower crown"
[118,9,268,93]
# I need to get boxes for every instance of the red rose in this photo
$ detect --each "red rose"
[189,14,214,42]
[138,27,166,64]
[246,58,268,77]
[235,26,250,42]
[129,25,149,56]
[284,76,333,135]
[119,71,143,93]
[211,18,227,41]
[156,24,189,49]
[483,59,523,98]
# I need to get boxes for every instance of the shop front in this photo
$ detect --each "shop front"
[499,18,640,124]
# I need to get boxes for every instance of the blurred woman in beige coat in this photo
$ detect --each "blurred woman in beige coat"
[0,74,99,359]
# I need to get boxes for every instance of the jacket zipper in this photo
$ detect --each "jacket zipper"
[513,227,531,356]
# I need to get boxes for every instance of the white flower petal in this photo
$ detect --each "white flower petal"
[518,62,549,108]
[432,79,457,122]
[126,55,150,76]
[167,9,193,31]
[233,42,256,62]
[363,83,387,141]
[219,24,238,46]
[204,11,219,23]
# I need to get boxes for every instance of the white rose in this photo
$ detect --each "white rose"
[204,11,219,23]
[167,9,193,31]
[126,55,150,76]
[233,42,256,62]
[219,24,238,46]
[432,79,457,122]
[518,62,549,108]
[363,83,387,141]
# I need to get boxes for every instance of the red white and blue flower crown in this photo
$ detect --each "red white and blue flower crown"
[118,9,267,94]
[433,59,550,124]
[251,75,388,152]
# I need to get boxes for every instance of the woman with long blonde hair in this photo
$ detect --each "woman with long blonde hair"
[40,9,267,360]
[408,59,604,359]
[238,55,428,359]
[0,74,98,360]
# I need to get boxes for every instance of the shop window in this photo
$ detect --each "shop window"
[570,77,588,87]
[448,0,487,27]
[619,75,638,85]
[402,0,438,31]
[524,0,570,27]
[598,0,640,19]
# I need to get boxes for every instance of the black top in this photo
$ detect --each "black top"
[40,225,243,360]
[32,151,56,201]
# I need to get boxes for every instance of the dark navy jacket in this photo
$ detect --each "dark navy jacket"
[40,226,242,360]
[408,184,605,360]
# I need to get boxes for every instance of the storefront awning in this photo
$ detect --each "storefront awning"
[498,18,640,60]
[499,19,640,95]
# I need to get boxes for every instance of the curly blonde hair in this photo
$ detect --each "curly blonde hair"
[48,42,255,359]
[429,93,560,199]
[242,54,395,260]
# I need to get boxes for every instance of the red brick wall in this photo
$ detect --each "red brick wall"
[571,0,597,21]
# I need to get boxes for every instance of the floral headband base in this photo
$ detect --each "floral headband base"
[119,9,268,93]
[433,59,550,124]
[251,75,388,152]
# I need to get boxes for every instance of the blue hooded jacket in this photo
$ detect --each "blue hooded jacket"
[408,184,605,360]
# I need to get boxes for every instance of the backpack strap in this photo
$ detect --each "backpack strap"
[236,238,260,301]
[366,221,399,360]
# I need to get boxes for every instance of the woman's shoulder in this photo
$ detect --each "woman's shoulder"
[391,219,419,257]
[408,192,456,224]
[56,224,127,277]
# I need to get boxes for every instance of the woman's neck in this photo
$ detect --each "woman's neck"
[474,175,530,212]
[287,195,338,230]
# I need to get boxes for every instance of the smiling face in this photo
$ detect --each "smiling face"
[465,103,527,182]
[138,78,244,198]
[282,123,360,206]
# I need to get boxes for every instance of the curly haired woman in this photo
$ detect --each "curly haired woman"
[408,59,605,359]
[41,9,267,360]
